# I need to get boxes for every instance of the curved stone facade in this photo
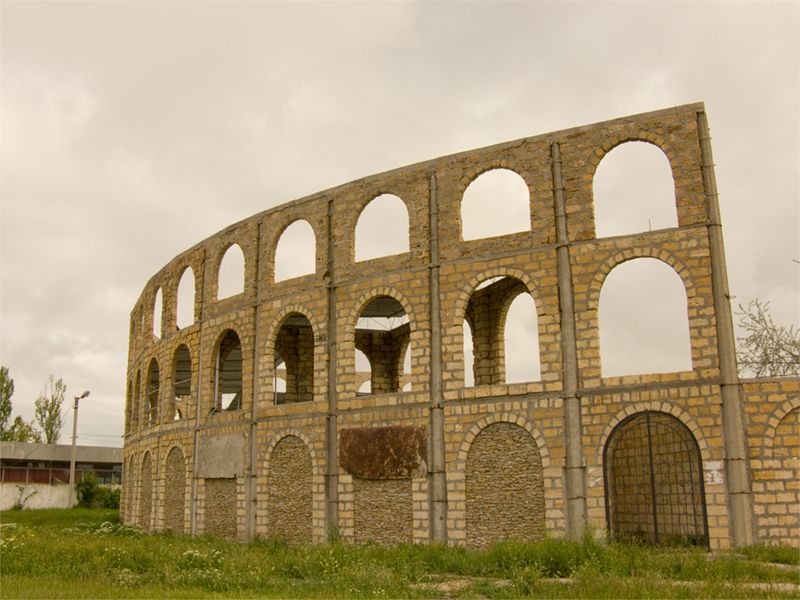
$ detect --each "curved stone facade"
[122,103,798,549]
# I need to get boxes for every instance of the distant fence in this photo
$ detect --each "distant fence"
[1,465,121,485]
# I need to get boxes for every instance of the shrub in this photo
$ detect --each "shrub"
[76,473,120,508]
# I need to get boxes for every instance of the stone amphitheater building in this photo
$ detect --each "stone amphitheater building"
[121,103,798,550]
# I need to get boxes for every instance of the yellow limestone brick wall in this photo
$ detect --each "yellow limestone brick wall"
[121,103,794,549]
[744,378,799,544]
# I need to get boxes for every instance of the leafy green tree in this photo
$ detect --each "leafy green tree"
[7,415,42,443]
[736,299,800,377]
[34,375,66,444]
[0,366,13,436]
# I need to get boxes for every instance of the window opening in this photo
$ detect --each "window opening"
[217,243,245,299]
[176,267,195,329]
[146,359,159,426]
[461,169,530,241]
[152,288,163,339]
[593,141,677,238]
[599,258,692,377]
[273,313,314,404]
[133,371,141,432]
[355,296,410,394]
[463,320,475,387]
[355,194,410,261]
[172,344,191,420]
[504,293,541,383]
[464,276,539,386]
[355,350,371,396]
[275,220,316,281]
[215,330,242,411]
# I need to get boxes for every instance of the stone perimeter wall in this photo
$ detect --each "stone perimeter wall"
[121,103,799,549]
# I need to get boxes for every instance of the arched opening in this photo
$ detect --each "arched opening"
[273,313,314,404]
[400,343,411,392]
[463,320,475,387]
[172,345,191,420]
[593,141,677,238]
[463,276,540,386]
[133,371,141,432]
[599,258,692,377]
[163,446,186,533]
[217,243,245,299]
[275,220,316,281]
[268,436,313,543]
[152,288,163,339]
[466,422,545,547]
[461,168,530,241]
[214,330,242,411]
[355,194,410,261]
[503,292,541,383]
[125,380,132,434]
[604,411,708,546]
[355,296,410,395]
[355,350,371,395]
[176,267,195,329]
[146,359,159,427]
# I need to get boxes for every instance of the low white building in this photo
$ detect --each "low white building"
[0,442,122,510]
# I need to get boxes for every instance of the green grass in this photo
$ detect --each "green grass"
[1,509,798,599]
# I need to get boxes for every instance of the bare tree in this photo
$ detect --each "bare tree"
[34,375,67,444]
[736,299,800,377]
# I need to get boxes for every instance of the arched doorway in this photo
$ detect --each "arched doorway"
[604,411,708,546]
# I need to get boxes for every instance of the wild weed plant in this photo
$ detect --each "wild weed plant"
[1,509,797,599]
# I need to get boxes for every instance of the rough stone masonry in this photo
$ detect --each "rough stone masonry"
[122,103,798,550]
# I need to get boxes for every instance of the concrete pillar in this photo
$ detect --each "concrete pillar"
[427,171,448,542]
[697,110,755,547]
[325,196,340,537]
[551,141,587,539]
[189,248,207,537]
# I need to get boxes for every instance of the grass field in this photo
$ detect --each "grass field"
[1,509,798,598]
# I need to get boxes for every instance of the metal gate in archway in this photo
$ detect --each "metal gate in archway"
[604,411,708,547]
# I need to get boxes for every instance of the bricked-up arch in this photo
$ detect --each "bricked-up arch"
[145,358,159,426]
[214,329,242,411]
[172,344,191,420]
[355,296,410,394]
[464,276,540,386]
[599,258,692,377]
[124,456,135,522]
[593,141,678,238]
[604,411,708,546]
[760,407,799,541]
[465,422,545,547]
[461,168,530,241]
[152,287,163,339]
[275,219,316,281]
[267,435,313,542]
[273,313,314,404]
[163,446,187,533]
[217,243,245,299]
[139,452,153,532]
[355,194,410,261]
[176,266,195,329]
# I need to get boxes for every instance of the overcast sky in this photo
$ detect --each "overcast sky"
[1,1,797,447]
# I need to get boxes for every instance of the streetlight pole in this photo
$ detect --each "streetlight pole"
[69,390,90,504]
